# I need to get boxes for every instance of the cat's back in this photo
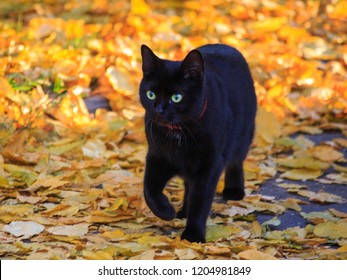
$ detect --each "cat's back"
[197,44,248,69]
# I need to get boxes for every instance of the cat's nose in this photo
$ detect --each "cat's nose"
[154,103,164,114]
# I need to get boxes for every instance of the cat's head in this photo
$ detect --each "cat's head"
[139,45,205,129]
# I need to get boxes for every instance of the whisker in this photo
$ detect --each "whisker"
[178,120,202,151]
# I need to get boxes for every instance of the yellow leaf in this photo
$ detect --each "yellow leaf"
[275,157,329,170]
[0,77,15,97]
[281,198,306,212]
[205,245,231,256]
[250,201,286,215]
[278,183,307,190]
[101,229,126,240]
[301,211,338,224]
[298,126,323,135]
[0,204,35,217]
[314,221,347,239]
[29,173,71,191]
[280,168,322,180]
[43,204,80,217]
[248,17,287,33]
[82,250,113,260]
[332,163,347,173]
[334,138,347,148]
[104,197,129,213]
[312,146,344,162]
[337,244,347,253]
[137,235,173,247]
[250,221,262,238]
[94,170,142,186]
[297,190,345,203]
[175,248,203,260]
[206,225,241,242]
[238,249,278,260]
[87,212,133,223]
[45,137,85,155]
[329,208,347,218]
[131,0,150,15]
[130,249,157,260]
[255,108,282,145]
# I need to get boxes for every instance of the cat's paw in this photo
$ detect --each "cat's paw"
[223,188,245,201]
[144,192,176,221]
[181,228,206,243]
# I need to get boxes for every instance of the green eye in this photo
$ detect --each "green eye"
[171,93,183,103]
[146,90,156,100]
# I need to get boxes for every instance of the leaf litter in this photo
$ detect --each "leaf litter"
[0,0,346,260]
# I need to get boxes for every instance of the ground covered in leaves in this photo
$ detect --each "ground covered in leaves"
[0,0,347,260]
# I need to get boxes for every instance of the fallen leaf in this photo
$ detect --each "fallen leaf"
[137,235,173,247]
[175,248,203,260]
[296,190,345,203]
[206,225,241,242]
[204,245,231,256]
[250,221,262,238]
[28,173,71,191]
[275,157,329,170]
[329,208,347,218]
[94,170,142,186]
[130,249,157,260]
[17,195,41,204]
[301,211,339,224]
[238,249,278,260]
[82,138,107,159]
[221,206,254,217]
[101,229,126,241]
[314,221,347,239]
[43,205,80,217]
[47,223,89,236]
[312,146,344,162]
[280,169,322,180]
[277,183,307,190]
[334,138,347,148]
[2,221,45,239]
[105,66,135,95]
[324,173,347,184]
[82,250,113,260]
[337,244,347,253]
[250,201,286,215]
[281,198,307,211]
[255,108,282,145]
[331,163,347,173]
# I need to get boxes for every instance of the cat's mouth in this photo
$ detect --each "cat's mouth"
[152,118,182,130]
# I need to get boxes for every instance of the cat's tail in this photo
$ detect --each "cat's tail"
[144,189,176,221]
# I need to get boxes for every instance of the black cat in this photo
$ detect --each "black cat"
[139,44,257,243]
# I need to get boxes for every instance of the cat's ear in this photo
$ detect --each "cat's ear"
[141,45,159,77]
[181,50,204,81]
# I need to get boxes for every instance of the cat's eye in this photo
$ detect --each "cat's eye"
[146,90,156,100]
[171,93,183,103]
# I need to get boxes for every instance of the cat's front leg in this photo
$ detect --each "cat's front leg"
[181,168,222,243]
[144,155,176,221]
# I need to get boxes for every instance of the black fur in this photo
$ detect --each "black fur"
[139,44,257,243]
